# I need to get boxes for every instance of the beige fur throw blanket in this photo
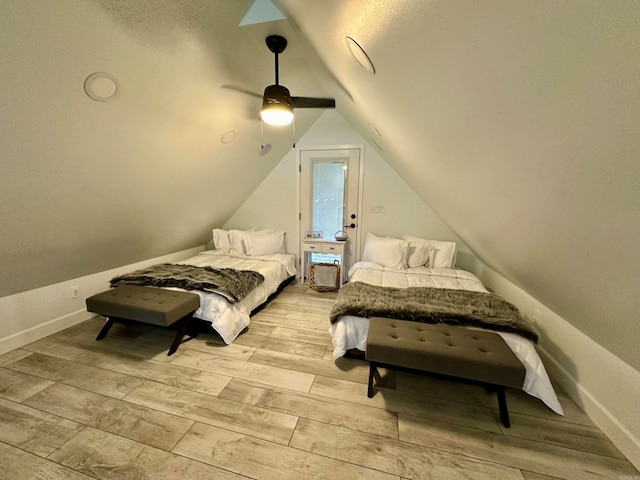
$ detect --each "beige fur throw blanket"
[111,263,264,304]
[329,281,538,342]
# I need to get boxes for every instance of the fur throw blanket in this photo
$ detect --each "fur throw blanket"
[329,282,538,342]
[110,263,264,304]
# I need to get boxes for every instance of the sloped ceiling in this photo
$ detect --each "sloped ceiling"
[1,0,330,295]
[278,0,640,369]
[1,1,638,369]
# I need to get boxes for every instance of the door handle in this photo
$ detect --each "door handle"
[345,223,356,229]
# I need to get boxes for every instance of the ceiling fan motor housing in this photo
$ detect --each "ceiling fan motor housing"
[262,84,293,108]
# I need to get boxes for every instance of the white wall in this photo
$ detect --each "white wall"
[225,110,473,271]
[0,246,203,356]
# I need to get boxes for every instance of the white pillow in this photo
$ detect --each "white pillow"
[244,230,286,256]
[229,229,254,255]
[362,233,408,269]
[403,235,457,268]
[212,229,231,253]
[405,241,432,268]
[429,239,457,268]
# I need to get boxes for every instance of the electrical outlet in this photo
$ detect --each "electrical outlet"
[70,286,80,299]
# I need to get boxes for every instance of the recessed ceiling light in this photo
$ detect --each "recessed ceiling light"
[84,72,119,102]
[345,36,375,74]
[221,130,236,144]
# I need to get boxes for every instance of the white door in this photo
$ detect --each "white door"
[299,147,363,276]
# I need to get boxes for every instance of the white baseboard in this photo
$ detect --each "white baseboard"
[0,246,204,356]
[538,342,640,470]
[0,309,95,354]
[475,264,640,470]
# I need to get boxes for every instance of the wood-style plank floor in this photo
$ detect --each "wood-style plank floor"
[1,283,638,479]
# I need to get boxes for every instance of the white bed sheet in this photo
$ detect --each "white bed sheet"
[172,250,295,344]
[329,262,564,415]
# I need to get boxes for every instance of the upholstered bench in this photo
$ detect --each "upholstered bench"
[365,317,526,427]
[86,285,200,356]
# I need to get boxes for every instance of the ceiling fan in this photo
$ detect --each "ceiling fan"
[231,35,336,126]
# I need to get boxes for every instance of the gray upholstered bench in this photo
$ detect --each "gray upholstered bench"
[365,317,526,427]
[86,285,200,356]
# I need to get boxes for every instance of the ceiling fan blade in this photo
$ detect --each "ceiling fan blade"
[291,96,336,109]
[220,84,263,99]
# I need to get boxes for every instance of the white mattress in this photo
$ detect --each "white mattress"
[329,262,564,415]
[172,250,296,344]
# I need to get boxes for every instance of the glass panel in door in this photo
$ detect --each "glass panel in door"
[311,160,346,240]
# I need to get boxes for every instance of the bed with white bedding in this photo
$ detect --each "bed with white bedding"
[173,250,295,343]
[111,228,296,344]
[328,233,564,415]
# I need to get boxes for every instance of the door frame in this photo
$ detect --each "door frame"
[297,144,365,280]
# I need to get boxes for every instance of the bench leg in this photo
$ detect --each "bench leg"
[496,387,511,428]
[168,313,195,356]
[367,362,377,398]
[96,318,115,340]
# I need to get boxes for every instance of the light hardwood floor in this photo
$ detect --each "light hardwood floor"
[0,283,638,479]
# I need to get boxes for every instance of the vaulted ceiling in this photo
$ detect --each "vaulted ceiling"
[1,1,638,369]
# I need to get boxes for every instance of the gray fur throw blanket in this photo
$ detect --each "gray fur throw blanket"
[329,282,538,342]
[110,263,264,304]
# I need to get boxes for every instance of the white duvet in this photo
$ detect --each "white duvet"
[329,262,564,415]
[171,250,296,344]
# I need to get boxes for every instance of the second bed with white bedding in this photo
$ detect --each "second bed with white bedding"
[329,261,564,415]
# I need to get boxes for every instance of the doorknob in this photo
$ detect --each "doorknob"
[345,223,356,229]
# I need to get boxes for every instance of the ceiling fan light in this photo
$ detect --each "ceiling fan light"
[261,84,294,126]
[261,105,294,126]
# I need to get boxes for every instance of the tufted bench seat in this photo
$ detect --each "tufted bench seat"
[86,285,200,356]
[365,317,526,427]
